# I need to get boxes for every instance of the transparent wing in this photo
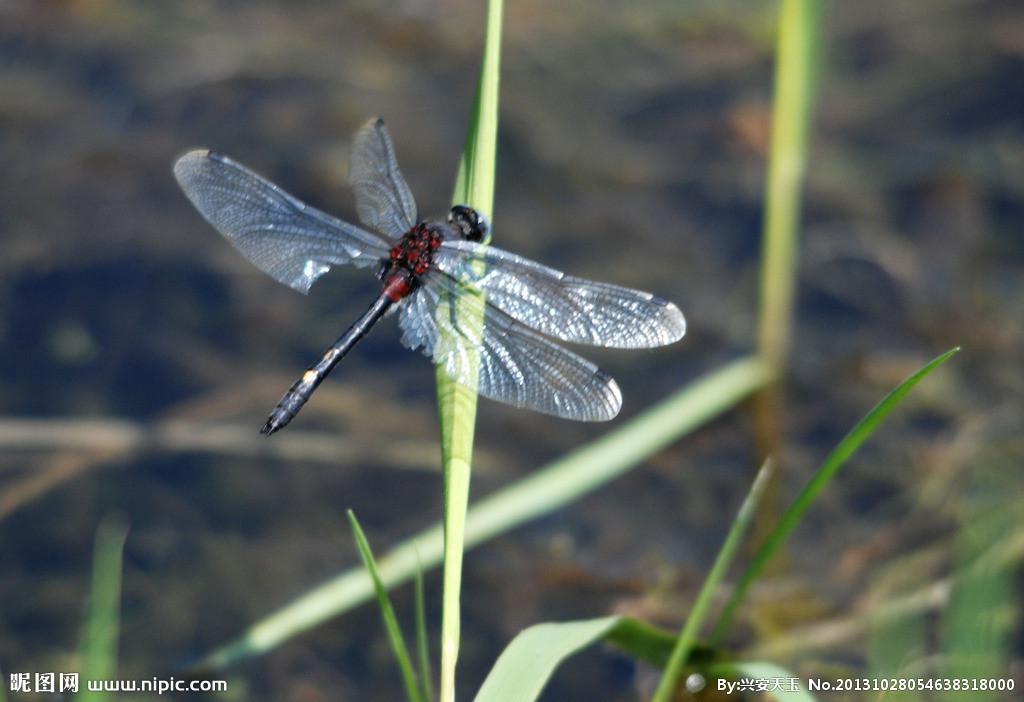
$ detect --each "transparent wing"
[433,240,686,349]
[399,273,622,421]
[174,150,390,294]
[349,118,418,238]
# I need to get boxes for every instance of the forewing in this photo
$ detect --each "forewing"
[432,240,686,348]
[399,274,622,421]
[349,118,418,237]
[174,150,390,293]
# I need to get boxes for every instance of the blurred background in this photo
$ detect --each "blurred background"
[1,0,1021,699]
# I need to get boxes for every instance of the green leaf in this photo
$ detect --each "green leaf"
[709,661,818,702]
[348,511,424,702]
[474,617,620,702]
[77,516,128,702]
[436,1,503,700]
[472,616,729,702]
[193,356,770,669]
[602,618,679,667]
[712,347,961,641]
[652,460,774,702]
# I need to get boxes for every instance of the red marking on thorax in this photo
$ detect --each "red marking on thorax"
[387,223,444,280]
[383,273,413,301]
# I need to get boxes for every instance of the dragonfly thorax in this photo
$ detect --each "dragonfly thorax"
[388,223,444,276]
[379,223,444,301]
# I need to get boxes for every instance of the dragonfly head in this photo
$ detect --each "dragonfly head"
[448,205,489,243]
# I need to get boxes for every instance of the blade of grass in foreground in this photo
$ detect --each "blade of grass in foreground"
[194,356,770,669]
[652,460,774,702]
[77,516,128,702]
[473,617,620,702]
[436,1,503,700]
[348,511,423,702]
[712,347,961,642]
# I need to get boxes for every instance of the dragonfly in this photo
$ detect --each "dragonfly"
[173,118,686,435]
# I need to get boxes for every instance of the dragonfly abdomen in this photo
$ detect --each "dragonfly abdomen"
[261,293,394,435]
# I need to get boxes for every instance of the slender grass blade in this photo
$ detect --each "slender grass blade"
[77,516,128,702]
[757,0,824,369]
[348,510,424,702]
[712,347,961,642]
[652,461,774,702]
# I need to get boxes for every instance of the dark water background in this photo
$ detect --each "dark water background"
[1,1,1022,700]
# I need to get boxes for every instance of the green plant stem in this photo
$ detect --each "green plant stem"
[437,2,503,700]
[751,0,823,559]
[652,460,774,702]
[757,0,822,370]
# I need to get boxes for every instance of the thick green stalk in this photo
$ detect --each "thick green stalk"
[437,2,503,700]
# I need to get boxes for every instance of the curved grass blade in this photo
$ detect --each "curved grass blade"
[436,1,503,700]
[78,515,128,702]
[712,347,961,642]
[474,617,620,702]
[473,615,729,702]
[348,510,424,702]
[194,356,769,669]
[652,460,774,702]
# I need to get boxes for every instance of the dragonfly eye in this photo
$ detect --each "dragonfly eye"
[472,211,490,241]
[449,205,488,242]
